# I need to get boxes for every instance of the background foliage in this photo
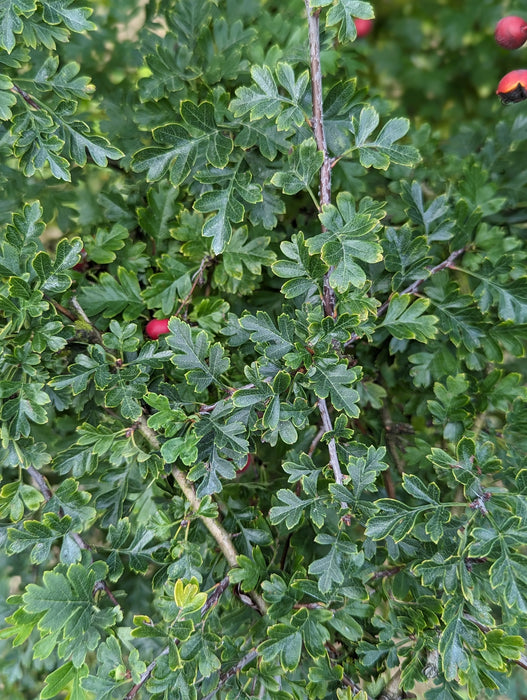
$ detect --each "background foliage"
[1,0,527,698]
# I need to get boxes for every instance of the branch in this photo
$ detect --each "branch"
[304,0,334,318]
[175,256,212,318]
[304,2,348,491]
[342,673,374,700]
[137,417,267,616]
[11,83,40,110]
[379,668,402,700]
[464,614,527,671]
[307,425,325,457]
[345,246,467,347]
[318,398,344,486]
[123,575,233,699]
[370,566,403,581]
[123,647,170,700]
[200,649,259,700]
[26,466,121,605]
[71,296,106,346]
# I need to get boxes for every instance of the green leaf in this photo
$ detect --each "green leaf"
[269,489,313,529]
[41,661,89,700]
[2,381,51,438]
[439,600,484,681]
[239,311,295,360]
[309,193,384,292]
[272,231,327,299]
[365,499,424,541]
[380,294,438,344]
[231,63,308,129]
[306,357,361,418]
[194,167,262,253]
[8,512,72,564]
[325,0,374,42]
[77,267,145,319]
[271,138,324,195]
[33,237,82,292]
[259,623,303,671]
[85,224,128,264]
[167,317,229,391]
[383,225,431,290]
[350,106,420,170]
[0,0,36,52]
[40,0,96,34]
[132,101,232,186]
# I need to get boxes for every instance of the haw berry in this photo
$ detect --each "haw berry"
[355,18,374,38]
[73,248,88,271]
[237,454,252,475]
[496,69,527,104]
[495,15,527,50]
[145,318,170,339]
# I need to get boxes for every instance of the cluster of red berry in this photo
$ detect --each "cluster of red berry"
[495,16,527,103]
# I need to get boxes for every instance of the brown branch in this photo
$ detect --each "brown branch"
[200,649,259,700]
[318,398,344,487]
[379,668,402,700]
[370,566,403,581]
[464,614,527,671]
[12,83,40,110]
[307,425,325,457]
[44,294,77,321]
[175,256,212,318]
[345,246,467,348]
[94,580,120,607]
[27,465,53,500]
[342,673,374,699]
[124,647,170,700]
[304,0,334,318]
[200,575,231,617]
[137,417,267,616]
[304,2,347,493]
[26,466,122,607]
[71,296,106,346]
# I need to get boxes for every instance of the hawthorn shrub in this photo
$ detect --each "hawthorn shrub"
[1,1,527,699]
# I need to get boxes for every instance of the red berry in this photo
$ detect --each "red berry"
[237,454,252,475]
[73,248,88,271]
[495,16,527,50]
[355,18,374,38]
[496,69,527,104]
[145,318,170,339]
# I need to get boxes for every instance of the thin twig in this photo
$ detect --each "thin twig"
[27,465,52,500]
[464,614,527,671]
[12,83,40,110]
[200,575,231,617]
[175,256,211,318]
[44,294,77,321]
[305,1,347,491]
[71,296,106,346]
[137,417,268,616]
[200,649,259,700]
[370,566,403,581]
[318,398,344,486]
[124,575,233,699]
[307,425,325,457]
[345,246,467,348]
[304,0,334,317]
[342,673,374,699]
[94,580,120,607]
[124,647,170,700]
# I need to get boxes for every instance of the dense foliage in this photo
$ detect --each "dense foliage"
[1,1,527,698]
